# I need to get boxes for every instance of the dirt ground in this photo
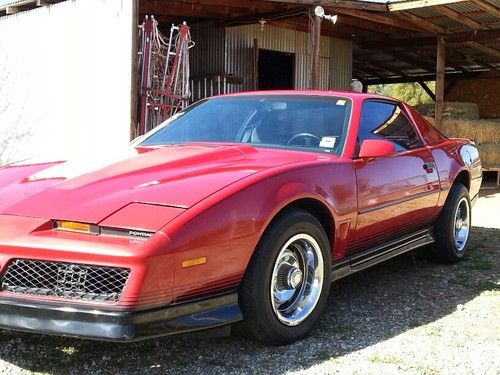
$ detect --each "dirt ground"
[0,191,499,375]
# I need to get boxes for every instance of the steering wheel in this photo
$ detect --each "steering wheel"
[287,133,321,146]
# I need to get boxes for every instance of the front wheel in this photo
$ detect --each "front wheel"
[238,209,331,345]
[431,183,471,263]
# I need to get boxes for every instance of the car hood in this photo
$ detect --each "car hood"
[0,144,322,223]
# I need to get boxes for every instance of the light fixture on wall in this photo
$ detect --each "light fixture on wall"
[314,6,338,25]
[259,18,267,31]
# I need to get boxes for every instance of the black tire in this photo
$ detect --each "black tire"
[430,183,471,263]
[238,209,332,345]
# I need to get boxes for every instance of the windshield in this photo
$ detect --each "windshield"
[139,95,352,155]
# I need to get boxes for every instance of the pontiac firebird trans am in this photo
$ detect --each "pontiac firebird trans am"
[0,91,481,345]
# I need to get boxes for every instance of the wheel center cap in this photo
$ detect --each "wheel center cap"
[288,269,303,289]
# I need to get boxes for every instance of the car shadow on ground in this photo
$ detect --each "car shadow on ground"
[0,226,498,375]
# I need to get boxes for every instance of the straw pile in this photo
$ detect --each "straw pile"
[421,101,500,169]
[417,102,479,120]
[477,144,500,169]
[424,116,500,145]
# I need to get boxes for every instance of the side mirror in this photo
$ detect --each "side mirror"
[359,139,396,159]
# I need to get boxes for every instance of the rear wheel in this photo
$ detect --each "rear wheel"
[238,209,331,345]
[431,183,471,263]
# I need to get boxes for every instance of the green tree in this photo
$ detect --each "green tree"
[368,82,435,106]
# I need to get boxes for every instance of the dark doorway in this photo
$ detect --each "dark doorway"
[258,49,294,90]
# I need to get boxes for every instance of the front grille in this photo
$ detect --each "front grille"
[1,259,130,302]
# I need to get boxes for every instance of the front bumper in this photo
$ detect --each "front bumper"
[0,293,242,342]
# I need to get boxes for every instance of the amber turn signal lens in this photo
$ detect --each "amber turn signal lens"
[181,256,207,268]
[55,220,92,234]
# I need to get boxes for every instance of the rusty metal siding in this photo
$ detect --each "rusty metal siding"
[224,24,254,93]
[189,21,225,77]
[295,54,310,89]
[224,24,352,92]
[329,38,353,90]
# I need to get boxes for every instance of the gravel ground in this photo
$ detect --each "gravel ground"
[1,191,499,375]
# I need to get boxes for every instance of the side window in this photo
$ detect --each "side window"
[359,101,423,152]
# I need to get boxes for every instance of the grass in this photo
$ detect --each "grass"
[367,355,402,365]
[328,324,352,334]
[411,364,441,375]
[314,350,332,361]
[475,281,500,292]
[56,346,78,355]
[464,254,495,271]
[424,326,443,337]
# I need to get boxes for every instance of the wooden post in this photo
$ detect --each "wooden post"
[252,38,259,90]
[435,37,445,129]
[311,11,322,89]
[418,81,436,102]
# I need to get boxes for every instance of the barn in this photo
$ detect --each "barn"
[0,0,498,175]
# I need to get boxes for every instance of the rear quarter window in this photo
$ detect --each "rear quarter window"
[406,105,448,145]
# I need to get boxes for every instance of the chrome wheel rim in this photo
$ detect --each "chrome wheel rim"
[270,234,324,326]
[454,197,470,252]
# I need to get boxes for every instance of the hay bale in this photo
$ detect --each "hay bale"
[424,116,500,145]
[417,102,479,120]
[477,144,500,169]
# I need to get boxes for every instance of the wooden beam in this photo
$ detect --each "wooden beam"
[334,14,413,36]
[435,5,489,30]
[263,0,387,12]
[394,11,449,34]
[311,11,322,89]
[268,19,355,40]
[36,0,59,5]
[362,64,399,77]
[360,29,500,48]
[169,0,282,12]
[465,41,500,59]
[388,0,468,12]
[334,8,421,31]
[446,47,499,71]
[364,70,499,84]
[279,14,391,38]
[435,37,446,128]
[418,81,436,101]
[359,47,434,72]
[226,6,306,25]
[374,62,406,76]
[252,38,258,90]
[5,5,21,14]
[352,65,384,79]
[141,1,283,19]
[469,0,500,19]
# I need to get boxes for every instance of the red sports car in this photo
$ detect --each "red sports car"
[0,91,481,345]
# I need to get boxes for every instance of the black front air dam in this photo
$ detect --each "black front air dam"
[0,293,242,342]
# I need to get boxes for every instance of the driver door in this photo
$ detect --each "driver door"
[352,100,440,254]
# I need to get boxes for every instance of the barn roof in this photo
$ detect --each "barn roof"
[1,0,499,85]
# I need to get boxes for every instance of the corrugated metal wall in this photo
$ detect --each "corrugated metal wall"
[0,0,134,165]
[189,20,225,77]
[190,22,352,94]
[329,38,353,91]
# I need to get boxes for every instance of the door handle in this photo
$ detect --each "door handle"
[423,162,435,173]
